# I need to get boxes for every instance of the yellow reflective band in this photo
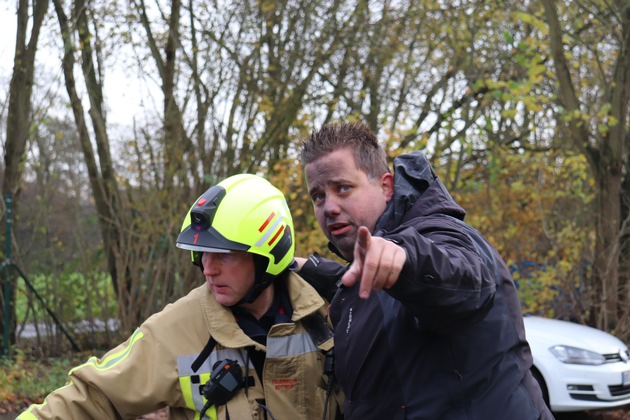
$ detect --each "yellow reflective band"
[179,372,217,420]
[180,375,195,412]
[70,328,144,374]
[17,381,76,419]
[15,410,38,420]
[200,403,218,419]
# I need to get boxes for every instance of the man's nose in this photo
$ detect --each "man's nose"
[202,253,221,276]
[323,195,341,217]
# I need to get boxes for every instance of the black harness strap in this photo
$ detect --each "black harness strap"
[191,336,217,373]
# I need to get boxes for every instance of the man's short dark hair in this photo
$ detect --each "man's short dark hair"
[301,122,390,179]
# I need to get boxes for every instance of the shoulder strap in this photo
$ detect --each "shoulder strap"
[191,335,217,373]
[301,312,334,348]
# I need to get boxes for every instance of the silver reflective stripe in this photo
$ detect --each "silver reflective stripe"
[177,348,250,413]
[176,353,207,413]
[177,348,249,376]
[255,216,285,247]
[267,332,317,358]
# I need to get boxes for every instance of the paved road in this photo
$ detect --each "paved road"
[17,318,119,339]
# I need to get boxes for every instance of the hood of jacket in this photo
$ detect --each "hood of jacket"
[374,151,466,234]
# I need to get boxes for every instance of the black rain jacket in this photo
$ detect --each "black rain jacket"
[301,151,554,420]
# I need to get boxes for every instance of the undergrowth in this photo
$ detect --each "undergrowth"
[0,349,93,414]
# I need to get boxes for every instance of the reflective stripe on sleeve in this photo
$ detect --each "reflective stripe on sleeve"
[17,380,78,419]
[15,409,38,420]
[70,328,144,373]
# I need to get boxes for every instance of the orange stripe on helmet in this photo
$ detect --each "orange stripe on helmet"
[268,225,285,246]
[259,212,276,232]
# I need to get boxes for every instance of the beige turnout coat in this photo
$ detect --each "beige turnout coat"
[18,273,340,419]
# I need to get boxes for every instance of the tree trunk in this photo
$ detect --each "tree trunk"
[1,0,50,351]
[73,0,133,316]
[53,0,134,328]
[541,0,630,331]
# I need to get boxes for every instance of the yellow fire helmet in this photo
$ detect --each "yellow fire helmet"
[176,174,295,300]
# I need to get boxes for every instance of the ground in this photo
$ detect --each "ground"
[3,405,628,419]
[555,407,630,419]
[134,406,630,419]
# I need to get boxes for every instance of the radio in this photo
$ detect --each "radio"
[199,359,243,418]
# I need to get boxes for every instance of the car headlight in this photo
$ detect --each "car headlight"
[549,345,606,365]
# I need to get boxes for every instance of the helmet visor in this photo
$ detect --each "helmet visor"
[176,224,250,254]
[175,243,231,253]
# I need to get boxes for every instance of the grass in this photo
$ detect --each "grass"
[0,349,93,414]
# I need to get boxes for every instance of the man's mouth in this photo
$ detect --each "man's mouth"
[328,222,351,236]
[210,282,229,292]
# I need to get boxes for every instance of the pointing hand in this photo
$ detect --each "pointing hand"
[341,226,406,299]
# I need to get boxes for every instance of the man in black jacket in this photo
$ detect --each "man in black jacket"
[296,122,554,419]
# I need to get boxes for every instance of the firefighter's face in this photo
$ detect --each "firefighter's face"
[201,251,255,306]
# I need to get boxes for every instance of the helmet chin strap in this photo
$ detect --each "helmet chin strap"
[237,254,275,305]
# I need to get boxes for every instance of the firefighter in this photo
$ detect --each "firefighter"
[18,174,341,420]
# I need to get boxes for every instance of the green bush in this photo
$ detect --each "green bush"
[15,271,117,325]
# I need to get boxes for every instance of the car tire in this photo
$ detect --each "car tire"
[531,367,550,409]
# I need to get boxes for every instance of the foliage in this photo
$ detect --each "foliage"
[15,272,117,324]
[450,147,594,321]
[2,0,630,351]
[13,271,120,354]
[0,349,90,413]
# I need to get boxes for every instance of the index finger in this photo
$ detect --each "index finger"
[356,225,370,251]
[357,227,374,299]
[341,226,370,288]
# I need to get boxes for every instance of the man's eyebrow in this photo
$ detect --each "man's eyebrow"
[308,178,349,195]
[308,181,329,197]
[307,183,323,196]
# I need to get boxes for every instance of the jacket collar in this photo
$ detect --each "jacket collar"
[198,272,325,348]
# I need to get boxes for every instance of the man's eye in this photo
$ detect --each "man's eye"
[339,185,351,193]
[312,193,324,203]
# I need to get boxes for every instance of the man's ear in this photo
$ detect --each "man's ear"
[382,172,394,201]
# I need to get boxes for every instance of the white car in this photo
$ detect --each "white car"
[524,315,630,412]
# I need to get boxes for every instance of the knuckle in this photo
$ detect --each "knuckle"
[365,260,379,271]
